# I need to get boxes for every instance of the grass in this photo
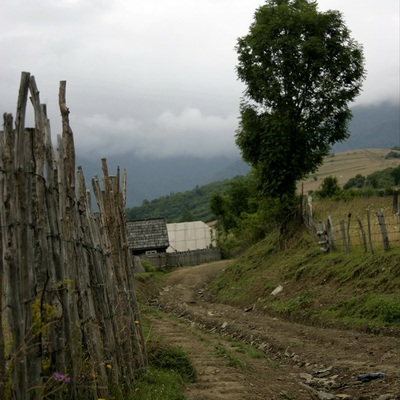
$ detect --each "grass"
[130,367,187,400]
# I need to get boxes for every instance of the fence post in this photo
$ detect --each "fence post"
[346,213,352,248]
[376,211,389,250]
[316,221,329,252]
[326,216,336,250]
[340,220,349,253]
[366,210,374,254]
[0,216,4,400]
[356,215,368,252]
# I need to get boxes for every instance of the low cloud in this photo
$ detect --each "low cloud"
[74,107,239,159]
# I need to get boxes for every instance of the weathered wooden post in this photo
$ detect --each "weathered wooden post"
[356,215,368,252]
[0,216,4,400]
[326,216,336,250]
[376,211,389,251]
[340,220,349,253]
[316,221,329,252]
[366,210,374,254]
[346,213,352,249]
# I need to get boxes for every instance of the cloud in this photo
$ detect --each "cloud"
[153,108,238,157]
[74,107,238,159]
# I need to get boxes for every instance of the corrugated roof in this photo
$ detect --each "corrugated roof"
[126,218,169,252]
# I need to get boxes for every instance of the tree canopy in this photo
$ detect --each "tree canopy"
[235,0,365,200]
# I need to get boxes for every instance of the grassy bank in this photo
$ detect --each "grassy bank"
[210,225,400,333]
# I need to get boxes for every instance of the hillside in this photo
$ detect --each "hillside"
[125,179,233,222]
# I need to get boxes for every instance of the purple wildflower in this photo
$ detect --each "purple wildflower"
[53,372,63,381]
[53,372,71,383]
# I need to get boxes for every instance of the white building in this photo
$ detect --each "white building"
[166,221,216,252]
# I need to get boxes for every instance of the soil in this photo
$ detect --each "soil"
[146,260,400,400]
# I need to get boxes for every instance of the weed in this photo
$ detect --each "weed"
[213,344,246,368]
[230,341,265,359]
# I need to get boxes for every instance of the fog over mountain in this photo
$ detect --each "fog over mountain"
[78,102,399,207]
[333,102,400,152]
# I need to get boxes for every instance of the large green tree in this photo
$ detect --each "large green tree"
[235,0,365,200]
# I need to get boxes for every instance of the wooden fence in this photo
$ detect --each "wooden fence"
[0,72,147,399]
[303,195,400,253]
[140,248,222,269]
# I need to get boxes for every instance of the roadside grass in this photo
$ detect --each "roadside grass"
[209,196,400,333]
[131,307,196,400]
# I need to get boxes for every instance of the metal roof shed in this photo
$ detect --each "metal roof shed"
[127,218,169,255]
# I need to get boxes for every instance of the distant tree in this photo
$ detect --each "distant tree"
[385,151,400,159]
[315,176,341,198]
[343,174,366,190]
[235,0,365,203]
[179,210,195,222]
[210,175,257,231]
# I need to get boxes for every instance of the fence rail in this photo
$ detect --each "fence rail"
[0,72,146,399]
[303,195,400,253]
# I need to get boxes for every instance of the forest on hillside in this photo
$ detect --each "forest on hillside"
[125,179,234,223]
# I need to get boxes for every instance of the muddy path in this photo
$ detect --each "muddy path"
[146,261,400,399]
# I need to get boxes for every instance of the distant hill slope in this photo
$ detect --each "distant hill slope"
[300,148,400,193]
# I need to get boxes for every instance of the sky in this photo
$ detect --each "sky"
[1,0,399,160]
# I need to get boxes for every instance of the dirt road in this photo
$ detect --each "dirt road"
[147,261,400,400]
